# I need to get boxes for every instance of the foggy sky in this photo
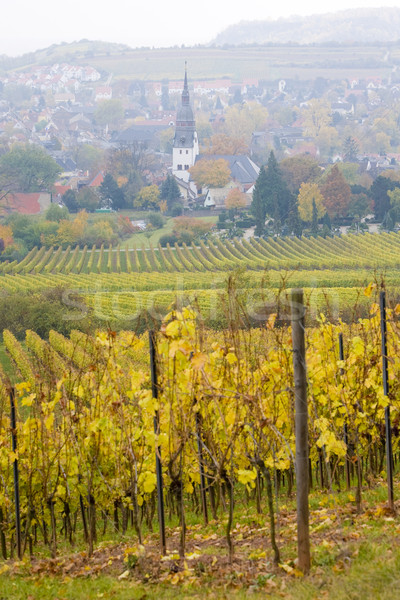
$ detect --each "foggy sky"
[1,1,398,57]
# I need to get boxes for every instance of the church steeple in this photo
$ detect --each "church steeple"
[172,63,199,181]
[182,61,189,106]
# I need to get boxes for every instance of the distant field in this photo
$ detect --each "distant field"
[87,45,394,82]
[4,43,398,82]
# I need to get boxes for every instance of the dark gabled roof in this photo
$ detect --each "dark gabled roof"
[113,124,167,143]
[196,154,260,185]
[54,157,77,171]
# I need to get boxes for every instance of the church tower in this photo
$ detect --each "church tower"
[172,64,199,182]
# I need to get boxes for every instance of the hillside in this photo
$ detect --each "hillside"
[0,42,399,83]
[211,7,400,46]
[0,39,131,73]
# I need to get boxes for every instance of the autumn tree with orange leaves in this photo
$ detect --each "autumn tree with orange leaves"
[321,164,351,219]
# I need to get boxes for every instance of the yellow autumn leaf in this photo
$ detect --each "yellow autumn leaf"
[44,414,54,431]
[191,352,207,370]
[364,282,375,297]
[165,320,181,339]
[225,352,237,365]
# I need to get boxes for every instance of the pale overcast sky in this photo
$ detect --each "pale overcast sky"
[1,1,399,56]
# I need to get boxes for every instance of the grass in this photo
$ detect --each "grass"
[2,480,400,598]
[120,216,218,248]
[2,526,400,599]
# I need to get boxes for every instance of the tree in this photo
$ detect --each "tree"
[316,126,340,158]
[336,163,361,186]
[77,187,100,212]
[45,203,69,222]
[251,151,292,234]
[99,174,126,209]
[56,211,88,246]
[321,164,352,219]
[369,176,397,222]
[160,175,181,210]
[0,224,13,249]
[280,155,321,193]
[189,158,231,189]
[86,220,117,246]
[287,196,302,237]
[263,151,292,223]
[302,99,332,138]
[0,144,61,192]
[310,200,318,235]
[159,127,175,153]
[297,183,326,223]
[224,102,269,145]
[251,166,268,236]
[134,185,160,210]
[348,192,372,222]
[195,119,213,144]
[379,169,400,183]
[105,148,144,200]
[75,145,104,173]
[62,189,79,213]
[225,188,246,212]
[94,99,124,129]
[343,136,359,161]
[161,80,169,110]
[204,133,247,155]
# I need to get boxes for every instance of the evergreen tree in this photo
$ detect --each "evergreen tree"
[383,210,395,231]
[287,196,302,237]
[311,199,319,236]
[160,174,181,210]
[251,165,268,236]
[264,151,291,225]
[323,212,332,230]
[62,189,79,213]
[100,174,126,210]
[161,80,169,110]
[369,176,397,222]
[343,136,359,162]
[251,151,292,235]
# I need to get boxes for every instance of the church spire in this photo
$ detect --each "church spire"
[182,61,189,106]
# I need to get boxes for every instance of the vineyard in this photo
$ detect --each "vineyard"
[0,293,400,586]
[1,232,400,277]
[1,233,400,595]
[0,232,400,324]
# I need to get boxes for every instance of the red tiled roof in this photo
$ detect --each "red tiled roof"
[88,171,104,187]
[6,193,41,214]
[53,185,72,196]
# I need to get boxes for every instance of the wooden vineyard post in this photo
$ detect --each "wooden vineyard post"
[291,289,310,574]
[379,291,394,511]
[10,387,22,560]
[195,411,208,525]
[339,333,351,490]
[149,330,167,555]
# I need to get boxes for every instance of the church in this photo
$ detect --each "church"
[172,64,199,182]
[171,66,259,208]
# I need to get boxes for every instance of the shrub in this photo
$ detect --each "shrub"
[171,202,184,217]
[159,234,180,247]
[147,211,164,229]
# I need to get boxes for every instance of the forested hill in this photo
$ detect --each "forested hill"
[211,7,400,46]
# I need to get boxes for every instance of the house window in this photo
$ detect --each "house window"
[186,150,188,154]
[179,150,182,154]
[177,165,182,170]
[184,165,189,170]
